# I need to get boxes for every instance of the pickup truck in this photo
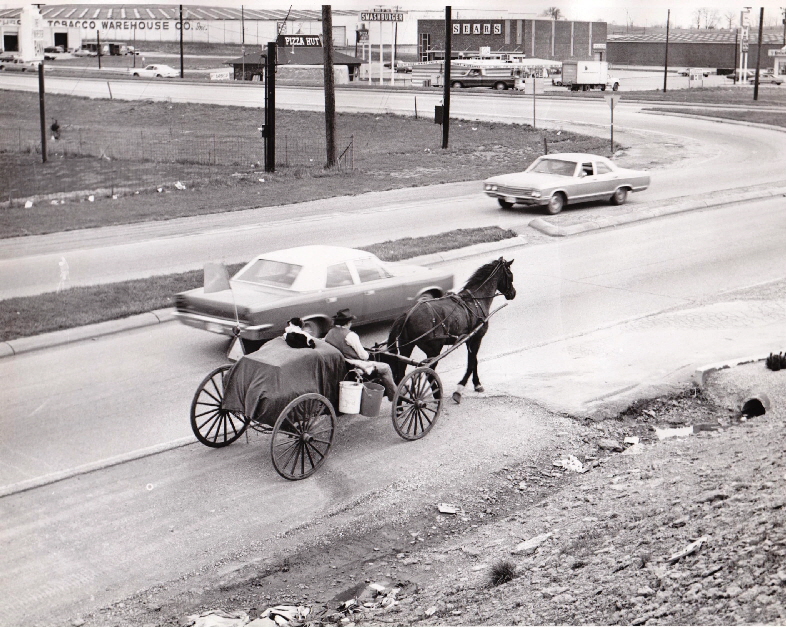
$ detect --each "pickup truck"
[448,68,515,90]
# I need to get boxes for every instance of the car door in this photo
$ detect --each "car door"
[321,261,364,321]
[593,159,619,198]
[350,257,404,324]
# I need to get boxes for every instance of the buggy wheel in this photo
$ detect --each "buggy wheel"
[392,367,443,440]
[271,393,335,480]
[190,365,249,448]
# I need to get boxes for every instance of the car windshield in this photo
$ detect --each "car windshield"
[234,259,302,289]
[528,158,578,176]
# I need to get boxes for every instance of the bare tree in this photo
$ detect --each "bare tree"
[541,7,563,20]
[723,10,736,29]
[706,9,719,29]
[692,8,704,29]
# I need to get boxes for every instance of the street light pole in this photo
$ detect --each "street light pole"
[663,9,670,92]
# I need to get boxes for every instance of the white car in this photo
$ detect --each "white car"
[73,48,97,57]
[483,153,650,214]
[130,64,179,78]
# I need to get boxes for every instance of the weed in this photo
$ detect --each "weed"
[489,560,517,586]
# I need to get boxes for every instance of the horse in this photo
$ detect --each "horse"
[383,257,516,403]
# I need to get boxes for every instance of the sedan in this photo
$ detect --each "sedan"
[0,58,40,72]
[483,152,650,214]
[749,75,784,86]
[131,64,179,78]
[174,245,454,350]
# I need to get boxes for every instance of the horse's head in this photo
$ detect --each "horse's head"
[496,258,516,300]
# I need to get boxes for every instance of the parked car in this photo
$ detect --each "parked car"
[483,153,650,214]
[73,48,97,57]
[678,68,711,77]
[44,45,64,54]
[130,64,179,78]
[749,74,784,86]
[0,58,40,72]
[174,245,455,349]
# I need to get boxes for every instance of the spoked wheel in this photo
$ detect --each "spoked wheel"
[190,365,249,448]
[271,393,336,480]
[392,367,443,441]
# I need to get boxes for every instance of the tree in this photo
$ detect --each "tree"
[723,10,736,29]
[705,9,719,29]
[541,7,562,20]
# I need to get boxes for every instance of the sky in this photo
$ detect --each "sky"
[2,0,785,30]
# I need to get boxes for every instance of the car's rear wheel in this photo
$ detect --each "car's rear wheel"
[546,192,565,215]
[612,83,620,91]
[497,198,514,209]
[302,319,326,338]
[600,84,607,91]
[451,81,463,88]
[493,82,507,90]
[133,73,139,77]
[610,188,628,206]
[156,74,162,77]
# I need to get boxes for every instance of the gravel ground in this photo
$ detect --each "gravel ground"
[75,359,786,627]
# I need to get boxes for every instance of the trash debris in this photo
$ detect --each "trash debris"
[512,532,552,555]
[437,503,459,514]
[259,605,310,627]
[51,199,59,205]
[185,609,250,627]
[24,200,33,208]
[654,426,694,440]
[112,194,118,199]
[667,536,708,564]
[157,187,163,193]
[259,178,265,182]
[623,436,640,445]
[622,443,644,455]
[553,455,587,473]
[88,195,94,202]
[174,181,186,190]
[424,606,437,617]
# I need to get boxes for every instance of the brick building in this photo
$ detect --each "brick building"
[607,30,786,71]
[417,18,607,62]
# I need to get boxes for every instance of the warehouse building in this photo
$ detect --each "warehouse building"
[416,18,608,62]
[607,30,786,73]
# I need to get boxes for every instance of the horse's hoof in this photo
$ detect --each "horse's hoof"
[452,392,462,404]
[475,385,485,393]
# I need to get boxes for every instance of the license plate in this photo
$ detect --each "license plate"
[505,196,517,204]
[205,322,224,334]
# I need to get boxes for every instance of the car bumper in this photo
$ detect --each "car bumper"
[484,191,547,206]
[173,311,274,340]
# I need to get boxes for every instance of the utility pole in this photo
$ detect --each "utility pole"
[754,7,764,101]
[782,7,786,46]
[323,5,337,168]
[663,9,670,92]
[97,30,101,69]
[442,6,451,150]
[179,5,184,78]
[733,30,739,84]
[38,62,47,163]
[264,42,276,172]
[241,5,245,80]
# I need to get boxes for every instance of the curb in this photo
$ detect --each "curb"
[1,307,175,358]
[693,354,766,387]
[529,186,786,237]
[0,435,195,499]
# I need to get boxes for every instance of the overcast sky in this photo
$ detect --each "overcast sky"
[3,1,785,30]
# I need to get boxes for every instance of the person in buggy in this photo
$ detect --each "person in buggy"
[324,308,397,401]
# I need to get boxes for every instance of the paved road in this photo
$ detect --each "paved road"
[2,79,786,298]
[3,196,786,625]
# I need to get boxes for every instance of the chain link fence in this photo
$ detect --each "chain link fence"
[0,127,355,203]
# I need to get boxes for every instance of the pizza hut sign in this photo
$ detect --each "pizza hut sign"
[452,21,503,36]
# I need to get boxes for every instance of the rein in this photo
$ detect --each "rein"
[384,259,509,352]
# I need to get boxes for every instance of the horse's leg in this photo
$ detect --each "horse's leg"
[453,332,486,403]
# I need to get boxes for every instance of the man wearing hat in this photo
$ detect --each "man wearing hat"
[325,308,397,401]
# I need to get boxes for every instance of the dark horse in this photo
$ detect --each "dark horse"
[384,257,516,403]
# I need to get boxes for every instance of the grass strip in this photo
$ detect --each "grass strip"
[0,227,516,342]
[644,106,786,129]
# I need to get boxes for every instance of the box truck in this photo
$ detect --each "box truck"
[560,61,620,92]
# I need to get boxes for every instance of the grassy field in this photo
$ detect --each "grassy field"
[0,227,516,341]
[0,89,610,237]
